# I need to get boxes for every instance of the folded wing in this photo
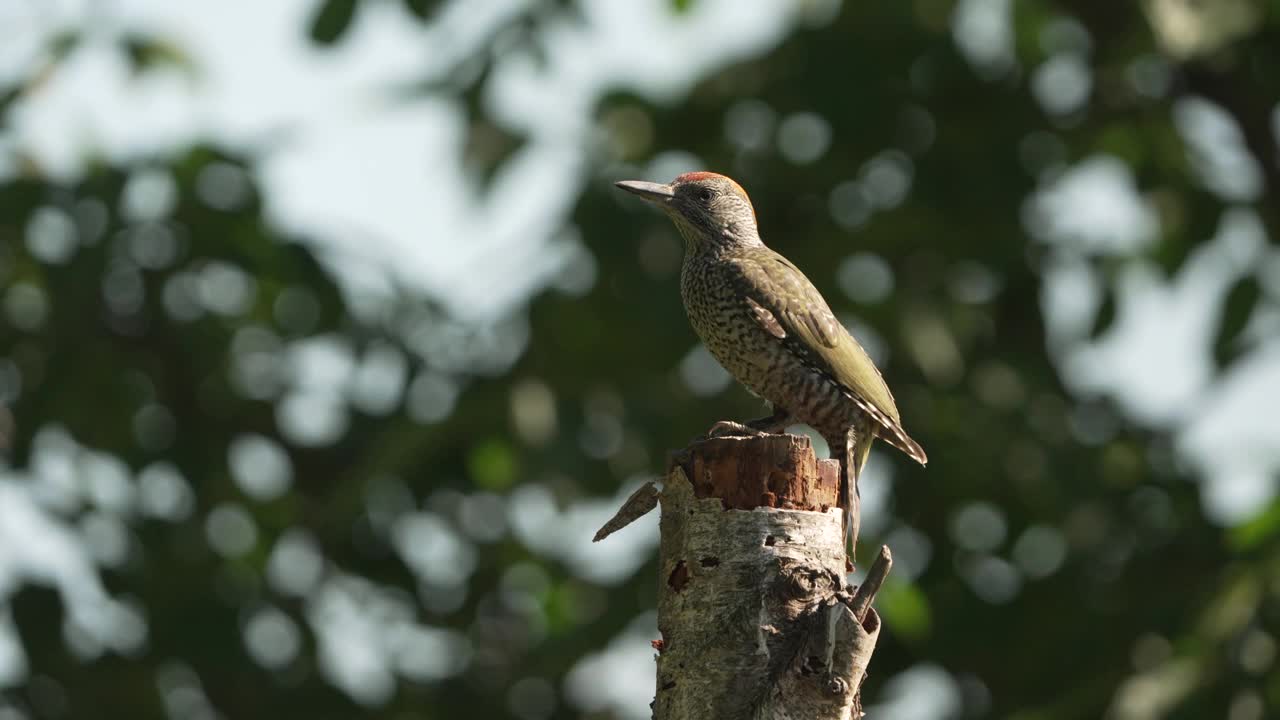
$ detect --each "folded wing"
[733,250,928,465]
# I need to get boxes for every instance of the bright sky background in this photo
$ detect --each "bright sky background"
[2,0,823,321]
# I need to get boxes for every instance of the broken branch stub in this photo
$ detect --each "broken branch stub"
[593,481,660,542]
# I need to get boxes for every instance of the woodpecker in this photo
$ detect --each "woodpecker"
[616,172,927,559]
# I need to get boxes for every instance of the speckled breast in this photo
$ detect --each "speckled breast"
[680,256,865,444]
[681,256,769,388]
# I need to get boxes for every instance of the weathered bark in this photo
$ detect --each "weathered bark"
[595,434,891,720]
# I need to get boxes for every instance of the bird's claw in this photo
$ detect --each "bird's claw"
[705,420,769,439]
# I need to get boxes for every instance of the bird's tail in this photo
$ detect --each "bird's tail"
[878,421,928,466]
[841,391,928,466]
[839,429,875,562]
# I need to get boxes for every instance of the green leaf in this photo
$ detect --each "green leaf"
[1214,275,1261,368]
[121,34,192,73]
[309,0,360,46]
[1228,497,1280,551]
[402,0,441,21]
[467,438,518,490]
[1097,124,1145,167]
[671,0,695,13]
[1089,287,1117,339]
[877,579,932,641]
[48,30,82,60]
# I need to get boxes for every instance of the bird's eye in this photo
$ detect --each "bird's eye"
[698,189,713,202]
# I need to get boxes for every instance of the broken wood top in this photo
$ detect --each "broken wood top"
[671,433,840,513]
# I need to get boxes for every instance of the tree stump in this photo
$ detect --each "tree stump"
[595,433,891,720]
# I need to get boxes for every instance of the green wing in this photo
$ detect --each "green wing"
[733,249,928,464]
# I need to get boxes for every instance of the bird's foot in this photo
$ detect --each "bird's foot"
[691,410,792,445]
[705,420,770,439]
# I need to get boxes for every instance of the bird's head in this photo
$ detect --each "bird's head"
[615,172,761,252]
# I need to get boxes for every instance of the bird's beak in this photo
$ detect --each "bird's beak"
[615,180,674,205]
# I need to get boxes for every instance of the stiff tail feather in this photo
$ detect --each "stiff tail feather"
[839,389,928,466]
[838,429,875,563]
[881,423,928,466]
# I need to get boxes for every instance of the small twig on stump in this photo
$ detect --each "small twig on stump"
[593,481,660,542]
[849,545,893,623]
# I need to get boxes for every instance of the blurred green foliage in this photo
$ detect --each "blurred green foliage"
[2,1,1280,719]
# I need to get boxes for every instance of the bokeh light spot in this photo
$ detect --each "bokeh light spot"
[229,434,294,502]
[777,112,831,165]
[244,606,302,670]
[205,504,259,557]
